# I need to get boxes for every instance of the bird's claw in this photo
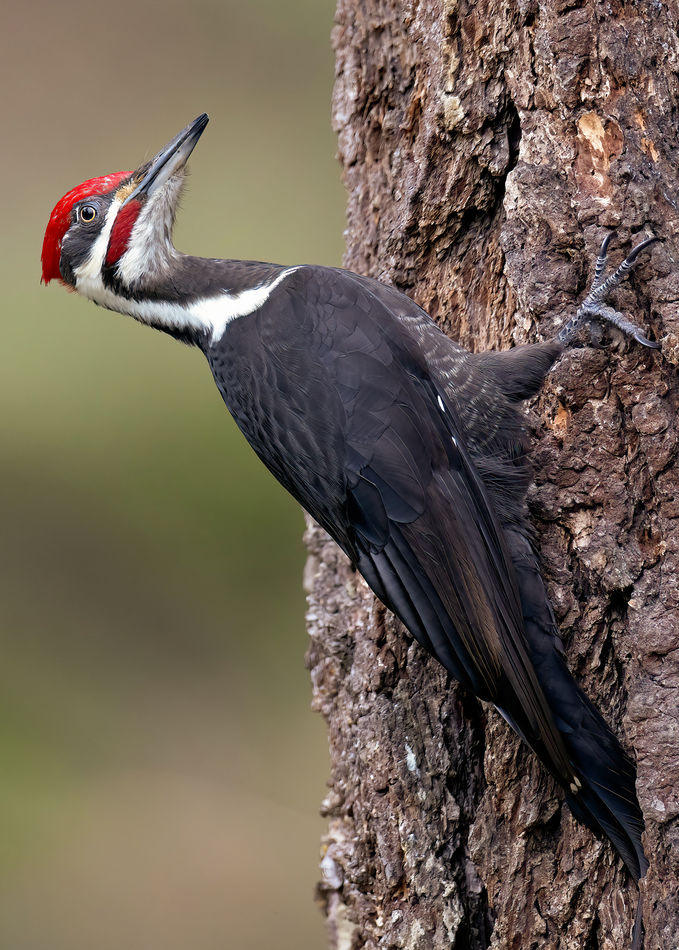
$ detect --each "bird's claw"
[557,233,660,349]
[633,329,662,350]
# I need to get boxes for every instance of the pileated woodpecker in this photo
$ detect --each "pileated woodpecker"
[42,114,658,942]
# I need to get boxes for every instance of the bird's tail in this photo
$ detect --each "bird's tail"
[550,655,647,882]
[546,651,646,950]
[506,528,647,885]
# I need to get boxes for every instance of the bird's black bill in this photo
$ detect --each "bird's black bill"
[124,113,209,205]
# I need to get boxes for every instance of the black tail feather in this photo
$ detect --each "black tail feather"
[507,527,647,880]
[632,889,645,950]
[506,530,647,949]
[566,776,647,882]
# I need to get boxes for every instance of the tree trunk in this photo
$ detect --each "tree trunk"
[306,1,679,947]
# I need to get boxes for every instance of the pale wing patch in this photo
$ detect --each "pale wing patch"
[207,268,299,342]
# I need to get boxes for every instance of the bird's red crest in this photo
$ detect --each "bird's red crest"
[41,171,132,284]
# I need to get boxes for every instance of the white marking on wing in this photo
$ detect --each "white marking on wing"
[207,268,299,342]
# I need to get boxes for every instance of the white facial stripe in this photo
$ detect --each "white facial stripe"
[73,262,299,342]
[73,197,122,289]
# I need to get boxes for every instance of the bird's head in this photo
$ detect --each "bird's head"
[41,114,209,302]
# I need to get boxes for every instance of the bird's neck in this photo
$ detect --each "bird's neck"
[83,253,294,347]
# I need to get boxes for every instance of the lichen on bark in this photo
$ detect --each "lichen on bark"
[306,0,679,946]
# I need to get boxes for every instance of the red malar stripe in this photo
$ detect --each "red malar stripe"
[106,199,142,266]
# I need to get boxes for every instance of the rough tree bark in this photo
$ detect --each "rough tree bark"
[305,1,679,947]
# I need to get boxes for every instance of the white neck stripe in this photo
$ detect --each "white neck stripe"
[73,264,299,343]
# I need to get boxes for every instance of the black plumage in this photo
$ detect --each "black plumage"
[205,264,647,883]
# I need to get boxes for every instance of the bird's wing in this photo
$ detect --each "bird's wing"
[218,265,576,788]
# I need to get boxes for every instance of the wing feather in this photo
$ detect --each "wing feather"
[218,266,576,788]
[212,264,646,879]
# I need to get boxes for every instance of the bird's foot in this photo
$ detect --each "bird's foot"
[557,232,660,349]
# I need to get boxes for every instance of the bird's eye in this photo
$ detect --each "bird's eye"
[79,205,97,223]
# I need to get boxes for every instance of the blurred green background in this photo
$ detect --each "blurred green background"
[1,1,344,947]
